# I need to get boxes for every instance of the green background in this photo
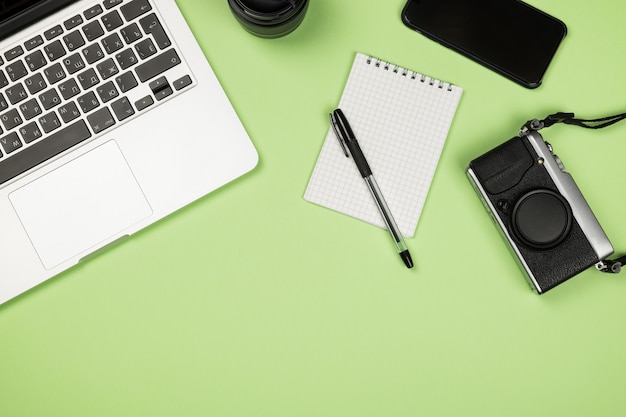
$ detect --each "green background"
[2,0,626,416]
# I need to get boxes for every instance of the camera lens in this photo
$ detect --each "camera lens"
[228,0,309,38]
[511,189,572,249]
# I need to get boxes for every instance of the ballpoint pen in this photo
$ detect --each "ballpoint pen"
[329,108,414,269]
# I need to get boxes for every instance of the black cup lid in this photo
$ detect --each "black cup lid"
[235,0,296,17]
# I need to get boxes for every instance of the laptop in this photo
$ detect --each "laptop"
[0,0,258,305]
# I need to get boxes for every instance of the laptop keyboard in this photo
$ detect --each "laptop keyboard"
[0,0,194,185]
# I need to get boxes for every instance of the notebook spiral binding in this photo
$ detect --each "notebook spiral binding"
[366,56,454,92]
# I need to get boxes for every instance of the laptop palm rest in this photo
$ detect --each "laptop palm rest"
[9,141,153,269]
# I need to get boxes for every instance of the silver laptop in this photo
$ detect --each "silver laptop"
[0,0,258,304]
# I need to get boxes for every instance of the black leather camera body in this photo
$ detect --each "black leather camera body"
[467,131,614,293]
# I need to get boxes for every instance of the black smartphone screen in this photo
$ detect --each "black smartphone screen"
[401,0,567,88]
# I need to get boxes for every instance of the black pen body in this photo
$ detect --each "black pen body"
[330,108,414,269]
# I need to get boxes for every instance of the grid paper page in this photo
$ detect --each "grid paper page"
[304,53,462,237]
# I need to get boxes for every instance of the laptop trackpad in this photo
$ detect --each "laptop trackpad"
[9,141,153,269]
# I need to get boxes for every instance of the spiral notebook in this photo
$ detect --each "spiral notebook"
[304,53,463,237]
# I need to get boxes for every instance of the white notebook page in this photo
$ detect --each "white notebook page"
[304,53,462,237]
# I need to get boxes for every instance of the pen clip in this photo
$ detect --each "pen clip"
[329,111,350,157]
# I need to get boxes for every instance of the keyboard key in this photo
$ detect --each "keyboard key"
[82,43,105,64]
[24,35,44,51]
[134,95,153,111]
[24,73,47,94]
[0,93,9,111]
[44,40,66,61]
[77,91,99,113]
[135,48,180,82]
[0,71,8,88]
[102,33,124,54]
[77,68,100,90]
[43,63,67,84]
[115,48,138,70]
[62,53,86,74]
[84,4,104,20]
[96,58,119,79]
[104,0,123,9]
[19,121,43,144]
[87,107,115,133]
[0,132,22,154]
[58,101,81,123]
[115,71,138,92]
[173,75,192,90]
[120,23,142,44]
[139,14,170,49]
[24,50,47,71]
[96,81,119,103]
[121,0,152,21]
[58,78,81,100]
[63,15,84,30]
[63,30,86,51]
[154,87,172,101]
[135,38,157,60]
[111,96,135,121]
[39,111,61,133]
[5,83,28,105]
[102,10,123,31]
[149,76,171,101]
[44,25,64,40]
[0,120,92,185]
[4,45,24,61]
[18,98,42,120]
[83,20,105,41]
[6,60,28,82]
[39,88,62,110]
[1,109,23,131]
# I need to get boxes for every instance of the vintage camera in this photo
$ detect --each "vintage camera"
[467,131,614,293]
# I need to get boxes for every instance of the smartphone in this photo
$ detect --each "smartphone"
[401,0,567,88]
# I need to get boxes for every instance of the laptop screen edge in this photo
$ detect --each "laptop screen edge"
[0,0,77,40]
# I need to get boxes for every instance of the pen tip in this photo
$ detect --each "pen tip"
[400,250,414,269]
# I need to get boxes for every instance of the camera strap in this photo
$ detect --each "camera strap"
[520,111,626,134]
[519,111,626,274]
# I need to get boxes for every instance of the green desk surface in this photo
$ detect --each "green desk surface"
[2,0,626,416]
